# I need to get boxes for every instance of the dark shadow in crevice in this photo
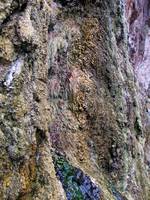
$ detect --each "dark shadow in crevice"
[35,127,47,146]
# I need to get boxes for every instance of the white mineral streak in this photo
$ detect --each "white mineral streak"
[4,58,24,87]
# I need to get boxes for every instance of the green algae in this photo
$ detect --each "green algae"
[53,154,84,200]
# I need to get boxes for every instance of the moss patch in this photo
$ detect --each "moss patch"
[52,153,101,200]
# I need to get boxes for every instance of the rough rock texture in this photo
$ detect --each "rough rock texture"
[126,2,150,199]
[126,0,150,89]
[0,0,149,200]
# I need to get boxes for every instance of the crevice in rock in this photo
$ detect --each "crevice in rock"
[35,127,47,146]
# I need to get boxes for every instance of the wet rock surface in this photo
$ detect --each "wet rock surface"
[0,0,149,200]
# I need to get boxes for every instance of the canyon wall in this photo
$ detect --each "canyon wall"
[0,0,149,200]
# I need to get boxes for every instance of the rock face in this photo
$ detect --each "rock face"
[0,0,149,200]
[126,0,150,89]
[126,2,150,199]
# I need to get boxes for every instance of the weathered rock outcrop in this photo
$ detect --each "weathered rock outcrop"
[126,2,150,199]
[0,0,149,200]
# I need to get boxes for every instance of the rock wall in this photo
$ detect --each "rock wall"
[126,0,150,89]
[0,0,149,200]
[126,2,150,199]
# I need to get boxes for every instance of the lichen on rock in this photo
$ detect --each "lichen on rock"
[0,0,150,200]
